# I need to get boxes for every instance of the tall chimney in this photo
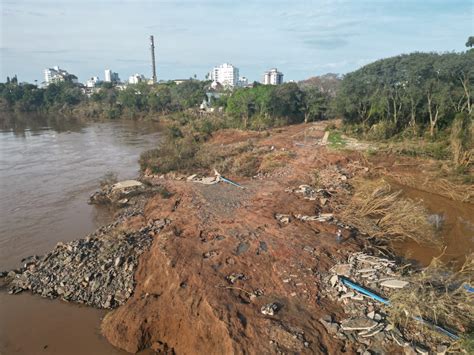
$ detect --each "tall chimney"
[150,35,157,84]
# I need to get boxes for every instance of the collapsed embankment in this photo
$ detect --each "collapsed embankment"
[2,121,473,354]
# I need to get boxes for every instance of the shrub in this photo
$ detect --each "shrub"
[139,135,200,174]
[231,151,261,177]
[450,112,473,169]
[366,120,397,140]
[259,150,294,173]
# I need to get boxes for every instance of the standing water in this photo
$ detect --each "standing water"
[391,183,474,268]
[0,116,161,354]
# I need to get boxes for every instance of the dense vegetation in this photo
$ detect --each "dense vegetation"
[335,50,473,138]
[1,48,472,149]
[0,77,333,127]
[0,79,209,118]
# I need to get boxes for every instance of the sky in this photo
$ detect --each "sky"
[1,0,473,83]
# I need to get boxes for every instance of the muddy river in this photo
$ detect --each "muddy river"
[0,116,161,354]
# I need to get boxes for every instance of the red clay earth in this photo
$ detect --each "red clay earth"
[101,122,395,354]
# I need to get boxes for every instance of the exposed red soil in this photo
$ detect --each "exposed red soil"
[101,122,373,354]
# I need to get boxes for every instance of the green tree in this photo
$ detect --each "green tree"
[301,86,329,123]
[466,36,474,48]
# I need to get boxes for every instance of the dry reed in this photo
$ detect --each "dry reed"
[339,179,439,245]
[388,253,474,348]
[390,174,474,204]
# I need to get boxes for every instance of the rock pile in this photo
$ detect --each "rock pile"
[89,179,146,206]
[3,219,166,309]
[321,253,449,354]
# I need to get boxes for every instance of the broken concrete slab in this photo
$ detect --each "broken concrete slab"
[332,264,352,277]
[341,318,378,332]
[111,180,143,191]
[380,279,409,289]
[319,317,339,334]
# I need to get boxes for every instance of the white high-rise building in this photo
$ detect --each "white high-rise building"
[128,74,146,84]
[104,69,120,83]
[85,76,101,88]
[104,69,112,82]
[209,63,239,87]
[263,68,284,85]
[43,66,77,85]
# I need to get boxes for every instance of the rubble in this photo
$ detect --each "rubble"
[321,252,459,353]
[261,302,280,316]
[340,317,378,331]
[320,252,424,352]
[380,279,409,289]
[89,179,146,205]
[275,213,291,224]
[2,218,165,309]
[187,174,219,185]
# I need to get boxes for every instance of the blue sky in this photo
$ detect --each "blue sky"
[1,0,473,83]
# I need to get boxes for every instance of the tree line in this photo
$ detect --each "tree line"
[1,48,472,138]
[0,79,208,118]
[335,50,473,138]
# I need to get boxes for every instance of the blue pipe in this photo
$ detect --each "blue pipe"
[339,276,459,340]
[220,176,244,189]
[412,316,459,340]
[340,277,390,305]
[464,284,474,293]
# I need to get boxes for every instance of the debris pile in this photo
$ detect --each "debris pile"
[89,179,146,206]
[321,252,453,354]
[2,219,167,309]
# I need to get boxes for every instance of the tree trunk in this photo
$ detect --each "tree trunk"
[460,76,472,114]
[409,99,416,134]
[427,94,439,137]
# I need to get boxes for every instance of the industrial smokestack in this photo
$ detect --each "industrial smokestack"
[150,35,157,84]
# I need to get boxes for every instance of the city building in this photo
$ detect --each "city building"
[128,73,146,84]
[85,76,101,88]
[104,69,120,83]
[209,63,239,87]
[238,76,249,87]
[262,68,284,85]
[43,66,78,85]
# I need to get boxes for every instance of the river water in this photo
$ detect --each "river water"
[0,116,161,354]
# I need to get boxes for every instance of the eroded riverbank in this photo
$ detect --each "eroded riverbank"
[1,121,473,354]
[0,118,161,354]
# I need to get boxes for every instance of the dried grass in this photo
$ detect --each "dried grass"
[339,179,439,245]
[390,174,474,204]
[388,253,474,347]
[259,150,294,173]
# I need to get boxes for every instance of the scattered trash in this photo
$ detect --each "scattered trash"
[186,170,245,189]
[322,251,461,354]
[261,302,281,316]
[187,174,219,185]
[379,279,409,289]
[294,213,334,223]
[275,214,291,224]
[226,273,246,284]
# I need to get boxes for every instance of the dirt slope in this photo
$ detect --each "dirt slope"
[102,122,369,354]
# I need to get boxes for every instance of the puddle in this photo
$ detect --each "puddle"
[390,182,474,267]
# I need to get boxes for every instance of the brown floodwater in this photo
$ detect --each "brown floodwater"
[391,182,474,267]
[0,116,161,354]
